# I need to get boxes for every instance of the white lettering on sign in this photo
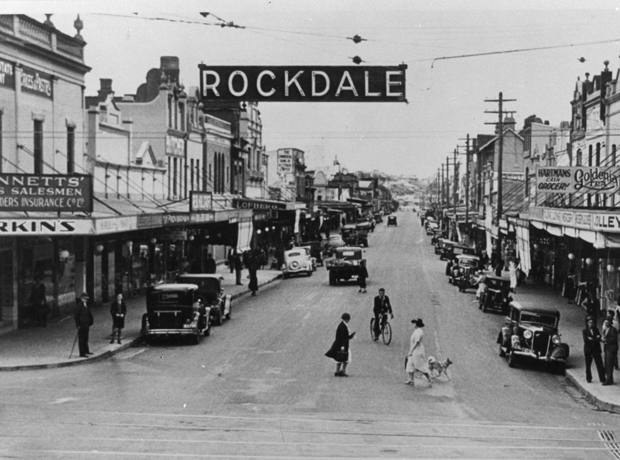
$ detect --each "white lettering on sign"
[0,219,93,235]
[386,70,404,97]
[285,70,305,97]
[311,71,329,97]
[364,71,379,97]
[257,70,275,97]
[202,70,220,97]
[228,70,248,97]
[335,71,358,97]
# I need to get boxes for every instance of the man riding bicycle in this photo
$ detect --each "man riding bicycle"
[373,288,394,341]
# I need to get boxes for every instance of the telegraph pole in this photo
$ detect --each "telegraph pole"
[453,148,458,238]
[485,92,516,264]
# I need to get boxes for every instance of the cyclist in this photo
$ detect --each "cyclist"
[373,288,394,341]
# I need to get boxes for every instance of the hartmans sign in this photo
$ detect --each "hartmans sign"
[198,65,407,103]
[0,174,93,212]
[536,166,620,195]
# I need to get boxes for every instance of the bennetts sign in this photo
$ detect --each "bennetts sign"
[536,166,620,194]
[199,65,407,103]
[0,174,93,212]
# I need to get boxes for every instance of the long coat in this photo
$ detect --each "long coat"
[110,300,127,329]
[583,326,603,354]
[325,321,354,361]
[74,301,94,329]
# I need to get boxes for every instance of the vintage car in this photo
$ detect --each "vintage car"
[442,244,476,262]
[300,240,323,266]
[430,229,444,246]
[323,234,346,256]
[298,246,317,271]
[341,224,360,246]
[387,216,398,227]
[425,221,439,235]
[479,275,512,314]
[497,301,570,374]
[437,239,458,259]
[176,274,232,326]
[282,248,313,278]
[450,255,480,291]
[326,247,366,285]
[373,212,383,224]
[141,283,211,344]
[355,221,371,247]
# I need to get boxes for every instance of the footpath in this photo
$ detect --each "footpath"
[506,276,620,414]
[0,266,281,371]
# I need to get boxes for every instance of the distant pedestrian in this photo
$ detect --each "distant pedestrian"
[583,316,605,384]
[358,260,368,293]
[74,292,94,358]
[233,249,243,285]
[205,253,217,274]
[508,260,518,294]
[180,257,190,274]
[602,318,618,386]
[473,271,487,303]
[405,318,433,387]
[110,293,127,345]
[325,313,355,377]
[227,249,235,274]
[30,275,48,327]
[248,252,259,296]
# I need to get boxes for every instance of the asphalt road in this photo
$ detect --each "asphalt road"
[2,211,620,459]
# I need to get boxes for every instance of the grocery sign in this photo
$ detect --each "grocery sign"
[536,166,620,194]
[198,65,407,103]
[0,174,93,212]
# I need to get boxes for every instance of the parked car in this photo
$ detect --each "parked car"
[450,255,480,291]
[437,239,458,258]
[497,301,570,374]
[387,216,397,227]
[373,212,383,224]
[141,283,211,344]
[425,221,439,235]
[442,244,476,262]
[430,229,444,246]
[355,221,371,247]
[341,224,360,246]
[298,245,317,271]
[300,240,323,266]
[282,248,313,278]
[479,275,512,314]
[176,274,232,326]
[326,247,366,285]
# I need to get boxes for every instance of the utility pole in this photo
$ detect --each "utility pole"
[453,148,458,239]
[485,92,516,264]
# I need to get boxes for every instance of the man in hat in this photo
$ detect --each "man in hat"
[74,292,94,358]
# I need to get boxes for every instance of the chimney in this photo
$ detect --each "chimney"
[161,56,180,83]
[98,78,114,100]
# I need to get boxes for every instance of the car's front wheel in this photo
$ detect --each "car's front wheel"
[508,351,518,368]
[499,344,506,357]
[215,312,223,326]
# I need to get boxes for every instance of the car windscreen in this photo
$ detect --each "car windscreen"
[287,252,302,258]
[178,277,220,292]
[148,290,190,306]
[519,312,557,327]
[459,259,478,268]
[486,278,507,289]
[337,250,361,260]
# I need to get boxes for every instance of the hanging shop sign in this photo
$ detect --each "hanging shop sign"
[536,166,620,194]
[0,219,93,235]
[137,214,163,229]
[0,174,93,212]
[20,65,53,99]
[190,191,213,212]
[198,65,407,103]
[233,198,287,210]
[277,150,294,174]
[157,230,187,241]
[94,217,136,235]
[0,58,15,89]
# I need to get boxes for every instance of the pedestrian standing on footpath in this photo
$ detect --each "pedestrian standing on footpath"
[205,253,217,274]
[227,249,235,274]
[325,313,355,377]
[110,293,127,344]
[508,260,518,294]
[405,318,433,387]
[602,317,618,386]
[74,292,94,358]
[358,260,369,293]
[583,316,605,384]
[233,250,243,285]
[30,274,48,327]
[248,251,259,296]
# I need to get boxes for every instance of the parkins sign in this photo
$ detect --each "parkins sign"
[536,166,620,194]
[198,65,407,103]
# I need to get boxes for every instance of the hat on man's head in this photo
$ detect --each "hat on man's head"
[81,292,90,299]
[411,318,425,327]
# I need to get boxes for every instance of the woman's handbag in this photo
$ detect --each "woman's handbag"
[335,350,349,363]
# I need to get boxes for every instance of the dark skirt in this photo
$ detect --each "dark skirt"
[112,315,125,329]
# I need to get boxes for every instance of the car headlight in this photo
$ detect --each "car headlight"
[552,335,561,345]
[523,330,532,339]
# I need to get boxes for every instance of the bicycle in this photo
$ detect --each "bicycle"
[370,313,392,345]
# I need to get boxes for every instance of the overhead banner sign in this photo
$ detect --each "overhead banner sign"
[198,65,407,103]
[190,191,213,212]
[0,174,93,212]
[536,166,620,194]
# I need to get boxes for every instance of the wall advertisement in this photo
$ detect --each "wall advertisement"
[536,166,620,194]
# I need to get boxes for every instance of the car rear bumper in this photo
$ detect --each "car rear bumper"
[143,328,199,336]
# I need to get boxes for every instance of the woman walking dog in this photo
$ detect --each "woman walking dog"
[405,318,433,387]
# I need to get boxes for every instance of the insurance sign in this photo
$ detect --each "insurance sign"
[199,65,407,102]
[0,174,93,212]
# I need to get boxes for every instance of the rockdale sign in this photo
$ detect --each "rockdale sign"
[199,65,407,103]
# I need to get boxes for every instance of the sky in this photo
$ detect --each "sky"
[4,0,620,179]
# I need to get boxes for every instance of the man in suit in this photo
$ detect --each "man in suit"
[30,275,48,327]
[373,288,394,341]
[74,292,94,358]
[583,316,605,383]
[205,253,217,274]
[602,317,618,385]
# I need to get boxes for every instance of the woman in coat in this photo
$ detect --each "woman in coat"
[325,313,355,377]
[405,318,432,386]
[110,293,127,344]
[358,260,369,293]
[508,260,518,293]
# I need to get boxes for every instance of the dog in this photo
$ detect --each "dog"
[427,356,453,381]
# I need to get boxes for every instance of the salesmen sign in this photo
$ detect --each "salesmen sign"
[0,174,93,212]
[536,166,620,194]
[199,65,407,103]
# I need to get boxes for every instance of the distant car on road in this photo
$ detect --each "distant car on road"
[387,216,397,227]
[282,249,313,279]
[326,247,366,285]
